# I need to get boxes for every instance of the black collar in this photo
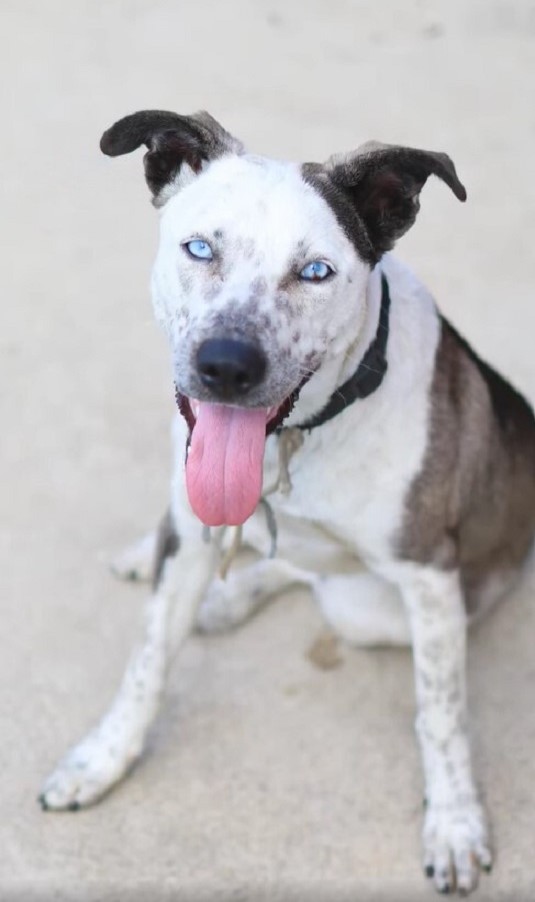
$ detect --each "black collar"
[290,273,391,432]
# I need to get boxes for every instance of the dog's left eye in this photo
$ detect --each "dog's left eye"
[184,239,213,260]
[299,260,333,282]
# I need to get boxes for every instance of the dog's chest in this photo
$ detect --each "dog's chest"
[263,376,433,566]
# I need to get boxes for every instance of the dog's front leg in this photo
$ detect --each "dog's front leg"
[39,519,218,811]
[399,566,492,895]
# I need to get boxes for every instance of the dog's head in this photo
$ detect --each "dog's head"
[101,110,466,526]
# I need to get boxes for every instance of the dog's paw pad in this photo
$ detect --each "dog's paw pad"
[423,799,492,895]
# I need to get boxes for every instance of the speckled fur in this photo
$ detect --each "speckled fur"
[150,152,370,408]
[40,111,535,898]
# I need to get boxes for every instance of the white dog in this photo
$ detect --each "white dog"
[40,110,535,896]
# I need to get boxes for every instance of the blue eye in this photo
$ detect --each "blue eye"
[300,260,333,282]
[184,239,213,260]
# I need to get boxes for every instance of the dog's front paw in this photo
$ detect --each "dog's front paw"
[38,729,139,811]
[110,531,157,583]
[423,798,492,895]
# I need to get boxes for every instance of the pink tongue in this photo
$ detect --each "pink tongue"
[185,402,268,527]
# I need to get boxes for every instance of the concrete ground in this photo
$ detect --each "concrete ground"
[2,0,535,899]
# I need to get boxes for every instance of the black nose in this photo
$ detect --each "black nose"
[196,339,267,399]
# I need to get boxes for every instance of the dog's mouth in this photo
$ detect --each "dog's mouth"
[175,383,306,528]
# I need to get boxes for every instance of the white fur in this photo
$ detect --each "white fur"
[314,572,410,646]
[40,151,491,895]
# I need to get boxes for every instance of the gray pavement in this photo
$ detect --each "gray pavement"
[2,1,535,898]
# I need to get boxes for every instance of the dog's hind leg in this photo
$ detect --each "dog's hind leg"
[39,514,218,811]
[196,558,314,634]
[313,571,411,647]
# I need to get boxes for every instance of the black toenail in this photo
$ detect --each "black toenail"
[38,794,48,811]
[425,865,435,878]
[438,884,451,895]
[67,800,81,811]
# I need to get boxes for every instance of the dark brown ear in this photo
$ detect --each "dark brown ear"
[326,141,467,260]
[100,110,243,205]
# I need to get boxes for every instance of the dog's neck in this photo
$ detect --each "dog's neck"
[285,264,385,429]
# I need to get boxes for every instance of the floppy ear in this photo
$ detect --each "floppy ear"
[326,141,467,260]
[100,110,243,205]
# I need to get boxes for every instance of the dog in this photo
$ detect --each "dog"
[39,110,535,896]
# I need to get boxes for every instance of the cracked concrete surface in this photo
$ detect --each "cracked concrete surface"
[2,1,535,899]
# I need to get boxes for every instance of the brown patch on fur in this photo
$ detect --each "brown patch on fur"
[399,318,535,616]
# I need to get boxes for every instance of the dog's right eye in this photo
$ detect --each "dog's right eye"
[299,260,333,282]
[183,239,213,261]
